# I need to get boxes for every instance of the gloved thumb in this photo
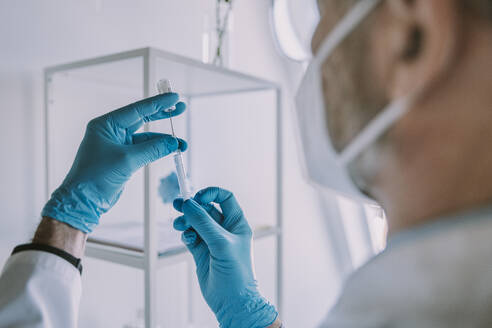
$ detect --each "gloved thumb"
[131,133,178,168]
[183,199,227,248]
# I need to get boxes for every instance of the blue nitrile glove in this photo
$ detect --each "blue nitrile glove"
[42,93,187,233]
[173,187,278,328]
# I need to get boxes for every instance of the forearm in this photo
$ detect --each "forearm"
[32,217,87,258]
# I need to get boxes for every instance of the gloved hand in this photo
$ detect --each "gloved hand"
[173,187,278,328]
[42,93,187,233]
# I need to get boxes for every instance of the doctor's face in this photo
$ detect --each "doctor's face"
[311,0,387,153]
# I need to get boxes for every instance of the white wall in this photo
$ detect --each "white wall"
[0,0,342,326]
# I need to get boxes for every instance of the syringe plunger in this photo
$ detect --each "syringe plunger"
[174,152,192,200]
[157,79,173,94]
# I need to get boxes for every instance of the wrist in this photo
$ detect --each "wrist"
[33,217,87,258]
[216,288,278,328]
[42,183,105,233]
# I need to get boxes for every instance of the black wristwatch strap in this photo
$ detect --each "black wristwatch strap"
[12,243,83,275]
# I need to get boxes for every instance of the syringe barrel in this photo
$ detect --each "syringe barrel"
[157,79,189,198]
[174,151,192,200]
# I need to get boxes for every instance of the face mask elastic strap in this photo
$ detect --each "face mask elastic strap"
[338,96,413,166]
[313,0,383,66]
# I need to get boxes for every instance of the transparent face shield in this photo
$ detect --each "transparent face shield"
[295,0,413,204]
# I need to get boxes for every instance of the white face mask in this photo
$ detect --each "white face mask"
[295,0,415,204]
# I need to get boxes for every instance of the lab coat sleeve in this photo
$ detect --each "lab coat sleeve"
[0,250,82,328]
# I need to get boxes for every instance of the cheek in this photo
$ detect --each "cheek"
[312,14,336,54]
[321,34,370,152]
[368,15,394,99]
[320,19,389,153]
[321,54,356,152]
[312,2,353,55]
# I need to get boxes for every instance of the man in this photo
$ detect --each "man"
[1,0,492,327]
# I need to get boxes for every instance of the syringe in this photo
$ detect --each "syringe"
[157,79,193,200]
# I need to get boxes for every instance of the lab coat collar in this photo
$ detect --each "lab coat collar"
[386,203,492,250]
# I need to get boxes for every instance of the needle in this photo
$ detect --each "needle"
[168,113,176,137]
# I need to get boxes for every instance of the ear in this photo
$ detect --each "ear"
[375,0,463,99]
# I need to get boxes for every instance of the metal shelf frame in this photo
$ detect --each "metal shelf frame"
[44,47,283,328]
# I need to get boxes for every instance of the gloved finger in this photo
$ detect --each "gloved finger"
[182,229,210,271]
[194,187,239,213]
[126,121,144,136]
[131,134,179,168]
[194,187,248,232]
[132,132,165,144]
[182,228,197,245]
[133,133,188,152]
[126,102,188,136]
[147,101,186,121]
[177,138,188,152]
[182,199,228,244]
[173,198,184,213]
[202,203,224,226]
[109,93,180,129]
[175,200,224,225]
[173,215,190,231]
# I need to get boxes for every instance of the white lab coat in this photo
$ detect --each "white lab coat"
[0,206,492,327]
[321,205,492,328]
[0,250,81,327]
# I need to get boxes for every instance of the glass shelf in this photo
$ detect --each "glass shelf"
[86,225,279,269]
[45,48,277,99]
